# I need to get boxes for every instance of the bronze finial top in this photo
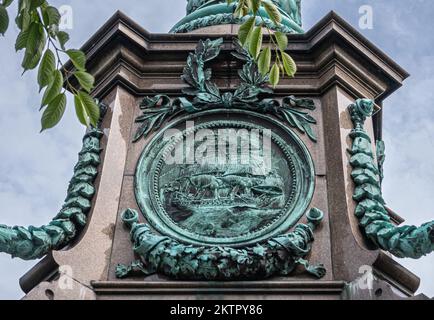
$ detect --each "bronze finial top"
[173,0,303,34]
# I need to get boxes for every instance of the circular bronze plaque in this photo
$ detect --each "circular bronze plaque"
[135,111,315,246]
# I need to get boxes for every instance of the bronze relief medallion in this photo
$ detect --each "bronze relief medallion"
[135,110,315,247]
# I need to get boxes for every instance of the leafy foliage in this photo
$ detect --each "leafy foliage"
[0,114,105,260]
[228,0,297,87]
[0,0,99,131]
[349,99,434,259]
[116,208,326,280]
[134,38,317,142]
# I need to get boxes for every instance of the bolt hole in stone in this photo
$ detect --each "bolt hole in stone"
[45,289,54,300]
[375,288,383,297]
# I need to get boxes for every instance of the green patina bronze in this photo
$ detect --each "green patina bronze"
[376,140,385,184]
[116,207,325,280]
[171,1,303,34]
[186,0,302,23]
[134,38,317,143]
[135,114,315,247]
[120,36,323,281]
[0,104,106,260]
[348,99,434,259]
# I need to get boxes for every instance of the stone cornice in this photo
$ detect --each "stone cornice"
[64,11,408,106]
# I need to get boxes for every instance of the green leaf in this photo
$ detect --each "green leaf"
[41,93,66,131]
[0,5,9,36]
[74,71,94,93]
[66,49,86,71]
[18,0,31,13]
[30,0,46,11]
[274,31,288,51]
[26,44,45,70]
[234,0,249,17]
[250,0,261,13]
[257,47,271,75]
[15,30,28,51]
[41,70,63,107]
[249,26,262,59]
[21,22,45,71]
[22,36,46,71]
[57,31,69,50]
[74,94,88,126]
[38,49,56,91]
[263,1,281,25]
[15,9,31,31]
[16,0,32,30]
[44,6,60,26]
[25,23,43,53]
[269,63,280,88]
[238,16,255,46]
[281,51,297,77]
[75,91,100,127]
[3,0,13,8]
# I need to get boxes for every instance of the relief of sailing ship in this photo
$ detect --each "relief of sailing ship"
[159,149,289,238]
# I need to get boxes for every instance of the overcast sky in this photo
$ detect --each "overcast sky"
[0,0,433,299]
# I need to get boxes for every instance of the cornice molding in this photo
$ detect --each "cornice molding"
[64,11,408,107]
